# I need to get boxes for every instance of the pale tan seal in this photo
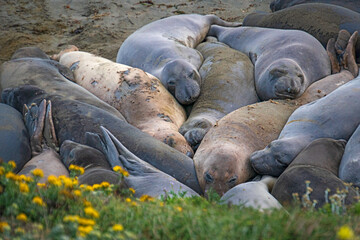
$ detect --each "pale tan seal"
[58,50,193,157]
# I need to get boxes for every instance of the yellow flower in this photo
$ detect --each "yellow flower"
[18,174,32,183]
[69,164,85,175]
[77,225,93,237]
[31,169,44,178]
[62,177,74,188]
[37,183,46,188]
[15,227,25,234]
[83,200,92,207]
[337,225,355,240]
[113,165,129,177]
[5,172,18,181]
[85,185,94,191]
[176,206,183,212]
[112,224,124,232]
[93,184,101,190]
[78,218,95,226]
[129,188,136,194]
[0,166,5,175]
[16,213,27,222]
[101,181,110,188]
[126,198,132,203]
[73,190,82,197]
[19,182,29,193]
[84,207,99,219]
[47,175,62,186]
[63,215,80,223]
[8,161,16,169]
[32,196,45,206]
[131,202,138,207]
[139,194,154,202]
[159,202,164,207]
[0,221,10,232]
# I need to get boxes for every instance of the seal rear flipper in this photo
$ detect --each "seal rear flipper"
[43,100,59,151]
[344,31,359,77]
[326,38,340,74]
[207,14,242,27]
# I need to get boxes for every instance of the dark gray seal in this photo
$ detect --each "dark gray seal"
[92,126,200,198]
[251,72,360,177]
[339,124,360,187]
[116,14,241,105]
[0,103,31,172]
[269,0,360,13]
[271,138,358,208]
[208,25,331,100]
[179,37,258,150]
[0,47,201,193]
[243,3,360,63]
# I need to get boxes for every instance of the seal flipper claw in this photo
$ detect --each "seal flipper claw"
[326,38,340,74]
[24,99,47,156]
[343,31,359,77]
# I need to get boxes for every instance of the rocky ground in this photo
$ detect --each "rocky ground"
[0,0,272,64]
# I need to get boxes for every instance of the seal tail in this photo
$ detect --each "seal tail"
[260,175,277,192]
[206,14,242,27]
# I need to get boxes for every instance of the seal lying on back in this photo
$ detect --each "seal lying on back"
[271,138,358,208]
[0,47,202,193]
[208,25,331,100]
[0,103,31,172]
[220,176,283,211]
[243,3,360,64]
[58,50,193,156]
[194,31,357,196]
[179,37,258,150]
[269,0,360,13]
[92,126,199,198]
[116,14,241,105]
[251,66,360,177]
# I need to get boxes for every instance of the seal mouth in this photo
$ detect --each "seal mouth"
[274,92,297,99]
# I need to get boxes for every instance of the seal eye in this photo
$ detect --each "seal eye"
[204,172,214,183]
[227,176,237,186]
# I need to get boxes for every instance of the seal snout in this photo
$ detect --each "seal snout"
[273,74,303,99]
[250,148,287,177]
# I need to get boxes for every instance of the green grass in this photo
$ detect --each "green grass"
[1,161,360,240]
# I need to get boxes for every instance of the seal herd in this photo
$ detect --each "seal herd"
[1,1,360,211]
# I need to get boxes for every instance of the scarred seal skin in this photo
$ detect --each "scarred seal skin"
[250,74,360,177]
[0,47,202,194]
[269,0,360,13]
[208,25,331,101]
[194,69,354,196]
[116,14,241,105]
[0,103,31,172]
[59,51,193,157]
[179,37,258,150]
[271,138,358,208]
[243,3,360,62]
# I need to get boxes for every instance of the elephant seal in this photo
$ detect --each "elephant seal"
[0,47,201,194]
[58,50,193,157]
[339,124,360,187]
[0,103,31,172]
[220,176,283,211]
[194,31,357,196]
[18,148,69,183]
[269,0,360,13]
[271,138,358,208]
[116,14,241,105]
[92,126,199,198]
[243,3,360,63]
[179,37,258,150]
[60,140,120,185]
[0,47,125,121]
[251,65,360,177]
[208,25,331,101]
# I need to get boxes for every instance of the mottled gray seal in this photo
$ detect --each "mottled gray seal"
[251,62,360,177]
[194,32,357,196]
[339,124,360,187]
[220,176,283,211]
[271,138,358,208]
[1,49,201,193]
[208,25,331,100]
[58,50,193,156]
[116,14,241,105]
[243,3,360,64]
[92,126,199,198]
[0,103,31,172]
[179,37,258,150]
[269,0,360,13]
